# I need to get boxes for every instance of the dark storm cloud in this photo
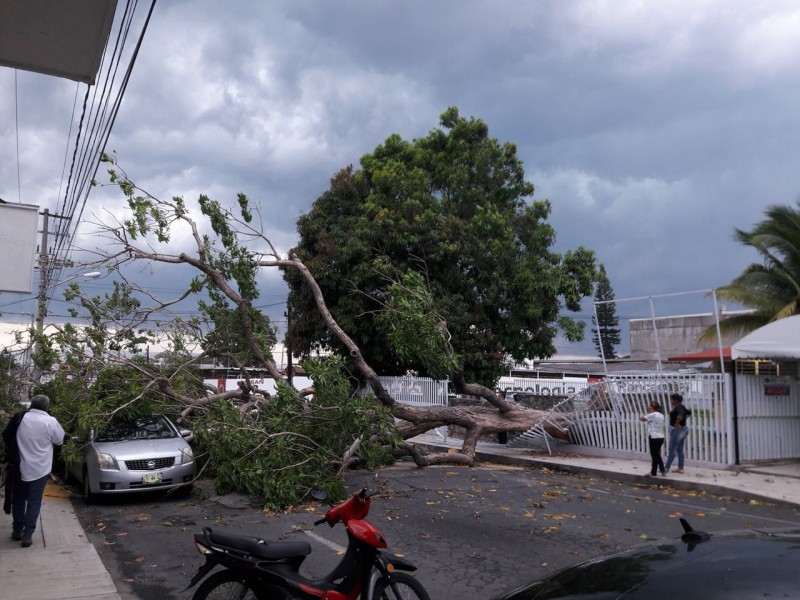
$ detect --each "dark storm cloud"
[4,0,800,354]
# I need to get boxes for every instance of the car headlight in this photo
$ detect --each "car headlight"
[96,452,116,470]
[180,445,194,465]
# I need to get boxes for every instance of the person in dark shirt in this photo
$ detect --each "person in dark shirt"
[665,393,691,473]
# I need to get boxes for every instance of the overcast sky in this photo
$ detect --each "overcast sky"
[2,0,800,357]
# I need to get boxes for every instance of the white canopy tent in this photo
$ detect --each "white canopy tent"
[731,315,800,360]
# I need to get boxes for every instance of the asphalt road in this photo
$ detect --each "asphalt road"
[69,462,800,600]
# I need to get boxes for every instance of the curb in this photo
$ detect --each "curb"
[414,442,800,509]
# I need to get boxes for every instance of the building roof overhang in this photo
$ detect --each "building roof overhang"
[667,348,731,363]
[0,0,117,84]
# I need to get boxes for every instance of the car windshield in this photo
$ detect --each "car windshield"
[96,415,177,442]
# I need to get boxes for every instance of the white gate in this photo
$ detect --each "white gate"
[735,373,800,461]
[515,371,734,466]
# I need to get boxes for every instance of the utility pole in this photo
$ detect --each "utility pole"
[34,209,50,337]
[33,209,76,336]
[30,209,93,384]
[30,208,52,386]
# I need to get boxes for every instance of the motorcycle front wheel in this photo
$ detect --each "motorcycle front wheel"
[373,572,431,600]
[191,570,261,600]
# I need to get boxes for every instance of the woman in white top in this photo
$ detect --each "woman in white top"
[640,401,666,477]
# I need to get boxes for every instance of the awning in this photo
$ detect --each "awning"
[0,0,118,84]
[668,348,731,363]
[731,315,800,360]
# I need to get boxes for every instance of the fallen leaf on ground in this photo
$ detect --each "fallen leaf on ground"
[542,526,558,534]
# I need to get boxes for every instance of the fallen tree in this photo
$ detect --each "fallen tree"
[78,154,577,468]
[43,111,598,507]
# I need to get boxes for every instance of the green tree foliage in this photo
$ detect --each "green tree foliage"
[285,107,597,386]
[375,271,461,380]
[43,358,205,467]
[0,349,22,413]
[193,356,399,509]
[592,265,621,359]
[701,201,800,342]
[47,154,405,508]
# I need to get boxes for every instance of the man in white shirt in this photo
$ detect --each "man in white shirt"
[11,394,65,547]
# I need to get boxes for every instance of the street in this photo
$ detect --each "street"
[70,462,800,599]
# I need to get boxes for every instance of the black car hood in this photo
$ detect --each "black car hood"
[495,529,800,600]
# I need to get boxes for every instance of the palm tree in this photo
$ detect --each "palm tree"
[701,202,800,343]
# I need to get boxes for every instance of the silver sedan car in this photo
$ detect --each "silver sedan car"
[69,414,196,502]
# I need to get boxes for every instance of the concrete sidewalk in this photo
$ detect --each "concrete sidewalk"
[0,480,120,600]
[1,443,798,600]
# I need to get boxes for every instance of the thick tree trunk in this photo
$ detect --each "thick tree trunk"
[393,403,568,465]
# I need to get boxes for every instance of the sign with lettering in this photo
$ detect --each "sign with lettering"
[763,376,792,396]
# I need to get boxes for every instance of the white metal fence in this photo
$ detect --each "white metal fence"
[370,376,449,439]
[563,372,733,466]
[376,376,449,407]
[380,371,800,465]
[735,373,800,461]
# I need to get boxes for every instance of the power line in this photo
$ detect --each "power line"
[14,70,21,203]
[56,83,82,216]
[37,0,159,312]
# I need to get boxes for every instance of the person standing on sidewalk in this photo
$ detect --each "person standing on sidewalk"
[665,393,691,474]
[10,395,64,547]
[640,401,666,477]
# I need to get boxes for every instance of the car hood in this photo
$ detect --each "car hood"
[494,529,800,600]
[92,438,187,458]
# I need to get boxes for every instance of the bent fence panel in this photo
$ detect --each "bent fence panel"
[566,372,732,466]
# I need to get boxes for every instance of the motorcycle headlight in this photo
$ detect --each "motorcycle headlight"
[96,452,116,470]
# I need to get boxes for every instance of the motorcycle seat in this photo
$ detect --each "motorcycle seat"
[208,529,312,560]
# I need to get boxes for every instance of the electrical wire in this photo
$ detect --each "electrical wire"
[39,0,159,311]
[49,0,140,286]
[56,83,82,218]
[14,70,21,203]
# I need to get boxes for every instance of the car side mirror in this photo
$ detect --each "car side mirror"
[179,429,192,439]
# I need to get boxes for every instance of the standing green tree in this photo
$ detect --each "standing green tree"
[591,265,621,360]
[700,201,800,343]
[285,106,597,387]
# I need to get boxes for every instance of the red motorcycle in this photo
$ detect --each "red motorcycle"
[186,488,430,600]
